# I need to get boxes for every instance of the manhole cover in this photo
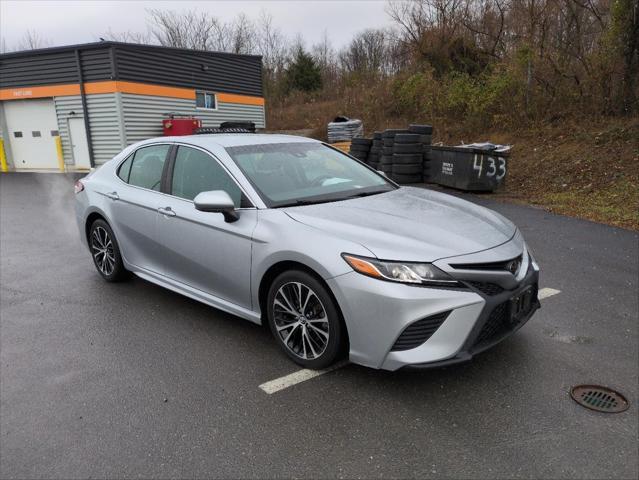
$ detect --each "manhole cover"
[570,385,629,413]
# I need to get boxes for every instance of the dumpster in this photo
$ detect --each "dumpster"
[430,143,510,191]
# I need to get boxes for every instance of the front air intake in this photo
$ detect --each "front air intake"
[390,311,451,351]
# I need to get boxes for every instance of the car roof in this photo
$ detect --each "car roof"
[152,133,319,149]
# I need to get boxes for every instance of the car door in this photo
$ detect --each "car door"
[156,145,257,310]
[108,143,171,274]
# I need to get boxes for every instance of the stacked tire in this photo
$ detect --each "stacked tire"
[408,124,433,182]
[391,133,423,184]
[349,138,373,163]
[380,129,407,176]
[367,132,383,170]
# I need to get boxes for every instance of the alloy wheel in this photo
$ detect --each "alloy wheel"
[272,281,330,360]
[91,226,115,276]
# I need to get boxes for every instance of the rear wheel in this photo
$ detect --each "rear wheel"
[89,219,128,282]
[267,270,344,369]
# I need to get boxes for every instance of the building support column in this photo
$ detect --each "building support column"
[75,49,95,168]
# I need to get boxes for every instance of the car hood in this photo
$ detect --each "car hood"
[283,186,516,262]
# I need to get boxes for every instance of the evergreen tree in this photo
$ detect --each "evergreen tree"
[285,46,322,93]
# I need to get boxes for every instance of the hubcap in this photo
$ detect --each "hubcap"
[91,226,115,276]
[273,282,329,360]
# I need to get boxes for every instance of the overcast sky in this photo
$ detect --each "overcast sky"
[1,0,395,51]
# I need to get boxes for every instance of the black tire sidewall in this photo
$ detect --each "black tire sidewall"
[267,270,344,369]
[89,219,127,282]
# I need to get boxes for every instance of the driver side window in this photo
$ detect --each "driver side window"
[127,144,170,191]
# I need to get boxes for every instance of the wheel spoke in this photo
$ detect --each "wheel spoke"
[274,298,297,316]
[283,323,300,344]
[278,288,298,314]
[307,315,328,324]
[307,323,329,339]
[304,329,317,358]
[276,321,298,332]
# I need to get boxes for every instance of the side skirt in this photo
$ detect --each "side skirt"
[131,267,262,325]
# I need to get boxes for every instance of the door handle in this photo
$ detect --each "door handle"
[104,191,119,200]
[158,207,176,217]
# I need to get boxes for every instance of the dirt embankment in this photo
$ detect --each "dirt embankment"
[268,104,639,231]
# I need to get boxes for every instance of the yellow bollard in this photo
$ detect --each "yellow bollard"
[54,136,65,172]
[0,138,8,172]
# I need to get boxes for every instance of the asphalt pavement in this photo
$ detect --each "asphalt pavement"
[1,173,637,479]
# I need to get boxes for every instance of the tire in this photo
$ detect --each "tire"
[392,173,423,184]
[394,133,421,144]
[392,163,422,175]
[393,143,423,154]
[408,124,433,134]
[419,134,433,145]
[88,219,129,282]
[373,132,383,140]
[351,138,372,146]
[393,153,423,164]
[383,139,395,147]
[380,154,394,165]
[267,270,345,369]
[382,129,408,138]
[381,164,393,173]
[349,147,370,154]
[382,146,394,155]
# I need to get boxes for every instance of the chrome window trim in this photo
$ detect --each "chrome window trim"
[112,141,258,210]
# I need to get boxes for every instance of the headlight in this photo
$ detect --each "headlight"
[526,243,540,271]
[342,254,463,287]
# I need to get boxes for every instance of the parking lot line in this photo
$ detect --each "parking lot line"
[259,361,349,394]
[538,287,561,300]
[261,288,562,394]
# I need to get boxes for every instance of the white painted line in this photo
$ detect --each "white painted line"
[259,361,349,394]
[538,287,561,300]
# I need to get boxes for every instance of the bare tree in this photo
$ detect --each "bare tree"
[147,9,223,51]
[101,28,152,44]
[15,29,52,50]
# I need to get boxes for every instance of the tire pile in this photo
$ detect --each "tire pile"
[380,129,408,177]
[408,124,433,183]
[367,132,383,170]
[347,123,434,185]
[348,137,373,163]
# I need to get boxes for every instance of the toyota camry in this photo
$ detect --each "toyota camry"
[74,133,540,370]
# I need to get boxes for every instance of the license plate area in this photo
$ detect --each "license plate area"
[510,285,534,322]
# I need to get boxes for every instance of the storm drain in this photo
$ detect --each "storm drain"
[570,385,629,413]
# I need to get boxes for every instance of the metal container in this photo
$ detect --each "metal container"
[430,145,509,192]
[162,116,202,136]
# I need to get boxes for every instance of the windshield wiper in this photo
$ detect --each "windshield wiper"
[275,198,334,208]
[341,189,390,200]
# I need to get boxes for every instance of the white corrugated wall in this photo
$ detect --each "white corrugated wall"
[54,94,124,166]
[121,93,265,145]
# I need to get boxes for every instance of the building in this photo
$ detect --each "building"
[0,41,264,171]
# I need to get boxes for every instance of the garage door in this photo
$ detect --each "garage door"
[4,98,59,170]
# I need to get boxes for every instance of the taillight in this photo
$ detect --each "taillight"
[74,180,84,194]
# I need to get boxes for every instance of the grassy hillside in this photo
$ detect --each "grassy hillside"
[267,103,639,230]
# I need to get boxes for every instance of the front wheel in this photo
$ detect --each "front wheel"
[267,270,345,369]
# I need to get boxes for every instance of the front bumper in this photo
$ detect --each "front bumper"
[327,235,540,371]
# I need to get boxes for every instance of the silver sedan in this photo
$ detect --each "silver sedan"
[74,134,540,370]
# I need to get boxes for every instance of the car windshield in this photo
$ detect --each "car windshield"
[225,142,395,207]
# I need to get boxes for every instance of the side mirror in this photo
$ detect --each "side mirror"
[193,190,239,222]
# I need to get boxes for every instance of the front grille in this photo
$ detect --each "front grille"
[474,302,511,347]
[467,281,505,296]
[391,311,450,351]
[451,254,523,271]
[472,284,538,350]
